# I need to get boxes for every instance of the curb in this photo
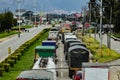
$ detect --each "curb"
[0,34,17,43]
[111,35,120,41]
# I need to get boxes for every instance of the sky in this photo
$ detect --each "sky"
[0,0,89,14]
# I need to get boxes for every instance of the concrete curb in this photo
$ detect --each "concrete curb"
[111,35,120,41]
[0,34,17,43]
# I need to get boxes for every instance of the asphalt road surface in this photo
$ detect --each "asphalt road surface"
[0,25,50,62]
[56,40,72,80]
[91,33,120,53]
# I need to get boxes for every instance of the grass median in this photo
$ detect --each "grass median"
[0,30,48,80]
[0,31,17,38]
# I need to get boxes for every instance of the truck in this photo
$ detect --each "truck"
[82,63,110,80]
[16,69,54,80]
[42,40,58,49]
[16,57,56,80]
[68,45,89,78]
[34,46,56,62]
[48,27,59,41]
[16,46,57,80]
[64,39,81,60]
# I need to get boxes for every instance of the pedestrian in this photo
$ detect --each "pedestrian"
[18,32,20,37]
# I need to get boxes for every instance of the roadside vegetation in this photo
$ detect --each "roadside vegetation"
[0,29,49,80]
[0,25,32,39]
[0,10,32,39]
[12,25,32,29]
[0,31,17,38]
[77,32,120,62]
[112,33,120,38]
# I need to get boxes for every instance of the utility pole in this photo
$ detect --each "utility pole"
[89,3,91,24]
[82,6,86,36]
[33,0,37,27]
[100,0,103,57]
[109,7,112,49]
[107,7,112,55]
[89,2,92,37]
[16,0,21,37]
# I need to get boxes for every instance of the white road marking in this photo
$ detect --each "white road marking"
[61,72,63,77]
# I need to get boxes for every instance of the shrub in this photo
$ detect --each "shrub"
[11,56,18,63]
[15,53,21,60]
[0,67,4,77]
[7,59,15,67]
[3,63,10,72]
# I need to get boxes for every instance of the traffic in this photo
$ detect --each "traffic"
[16,22,90,80]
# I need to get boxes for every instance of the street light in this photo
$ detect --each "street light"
[16,0,21,37]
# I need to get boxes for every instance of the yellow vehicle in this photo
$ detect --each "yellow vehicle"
[61,26,71,33]
[61,23,71,33]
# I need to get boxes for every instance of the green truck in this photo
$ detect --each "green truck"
[34,46,56,62]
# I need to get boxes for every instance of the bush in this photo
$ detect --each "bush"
[11,56,18,63]
[7,59,15,67]
[3,63,10,72]
[0,67,4,77]
[15,53,21,60]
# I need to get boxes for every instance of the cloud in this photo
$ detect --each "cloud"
[0,0,89,12]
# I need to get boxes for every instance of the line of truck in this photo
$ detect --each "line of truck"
[61,28,90,79]
[16,27,60,80]
[16,23,110,80]
[61,22,110,80]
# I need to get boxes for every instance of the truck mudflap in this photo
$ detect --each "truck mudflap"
[69,68,82,78]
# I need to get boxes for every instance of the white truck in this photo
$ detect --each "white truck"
[48,27,59,41]
[82,63,110,80]
[16,57,56,80]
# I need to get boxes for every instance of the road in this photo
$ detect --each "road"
[91,33,120,80]
[91,33,120,53]
[0,25,50,62]
[56,40,72,80]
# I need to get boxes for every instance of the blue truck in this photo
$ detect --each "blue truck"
[42,40,58,49]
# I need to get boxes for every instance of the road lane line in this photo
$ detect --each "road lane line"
[61,72,63,77]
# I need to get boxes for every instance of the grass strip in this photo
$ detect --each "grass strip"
[0,31,48,80]
[77,32,120,62]
[0,31,17,38]
[12,25,32,29]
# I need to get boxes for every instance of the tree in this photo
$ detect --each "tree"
[0,13,5,33]
[0,10,15,33]
[89,0,120,33]
[4,11,13,32]
[114,2,120,32]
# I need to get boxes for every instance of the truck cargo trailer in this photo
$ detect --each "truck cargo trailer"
[82,63,110,80]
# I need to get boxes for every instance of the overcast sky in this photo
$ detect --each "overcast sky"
[0,0,89,13]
